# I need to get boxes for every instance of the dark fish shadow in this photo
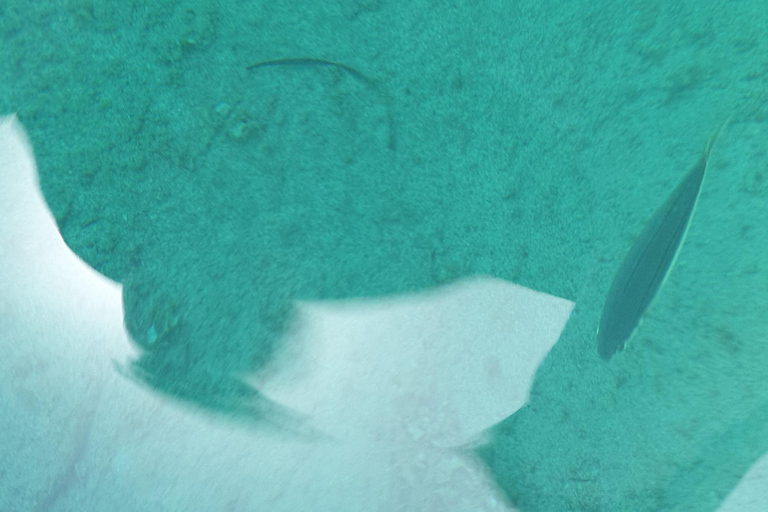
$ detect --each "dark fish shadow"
[113,349,325,441]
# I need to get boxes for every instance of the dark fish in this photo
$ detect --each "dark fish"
[246,57,396,150]
[247,58,376,87]
[596,129,723,360]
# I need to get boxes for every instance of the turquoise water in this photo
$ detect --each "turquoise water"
[1,1,768,511]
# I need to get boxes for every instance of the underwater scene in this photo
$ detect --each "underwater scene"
[1,1,768,511]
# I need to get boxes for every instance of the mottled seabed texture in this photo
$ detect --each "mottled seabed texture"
[2,1,768,511]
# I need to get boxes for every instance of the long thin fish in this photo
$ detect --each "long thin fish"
[246,57,396,150]
[596,127,724,360]
[247,58,377,87]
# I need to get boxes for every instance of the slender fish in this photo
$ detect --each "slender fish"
[596,127,724,360]
[246,57,396,150]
